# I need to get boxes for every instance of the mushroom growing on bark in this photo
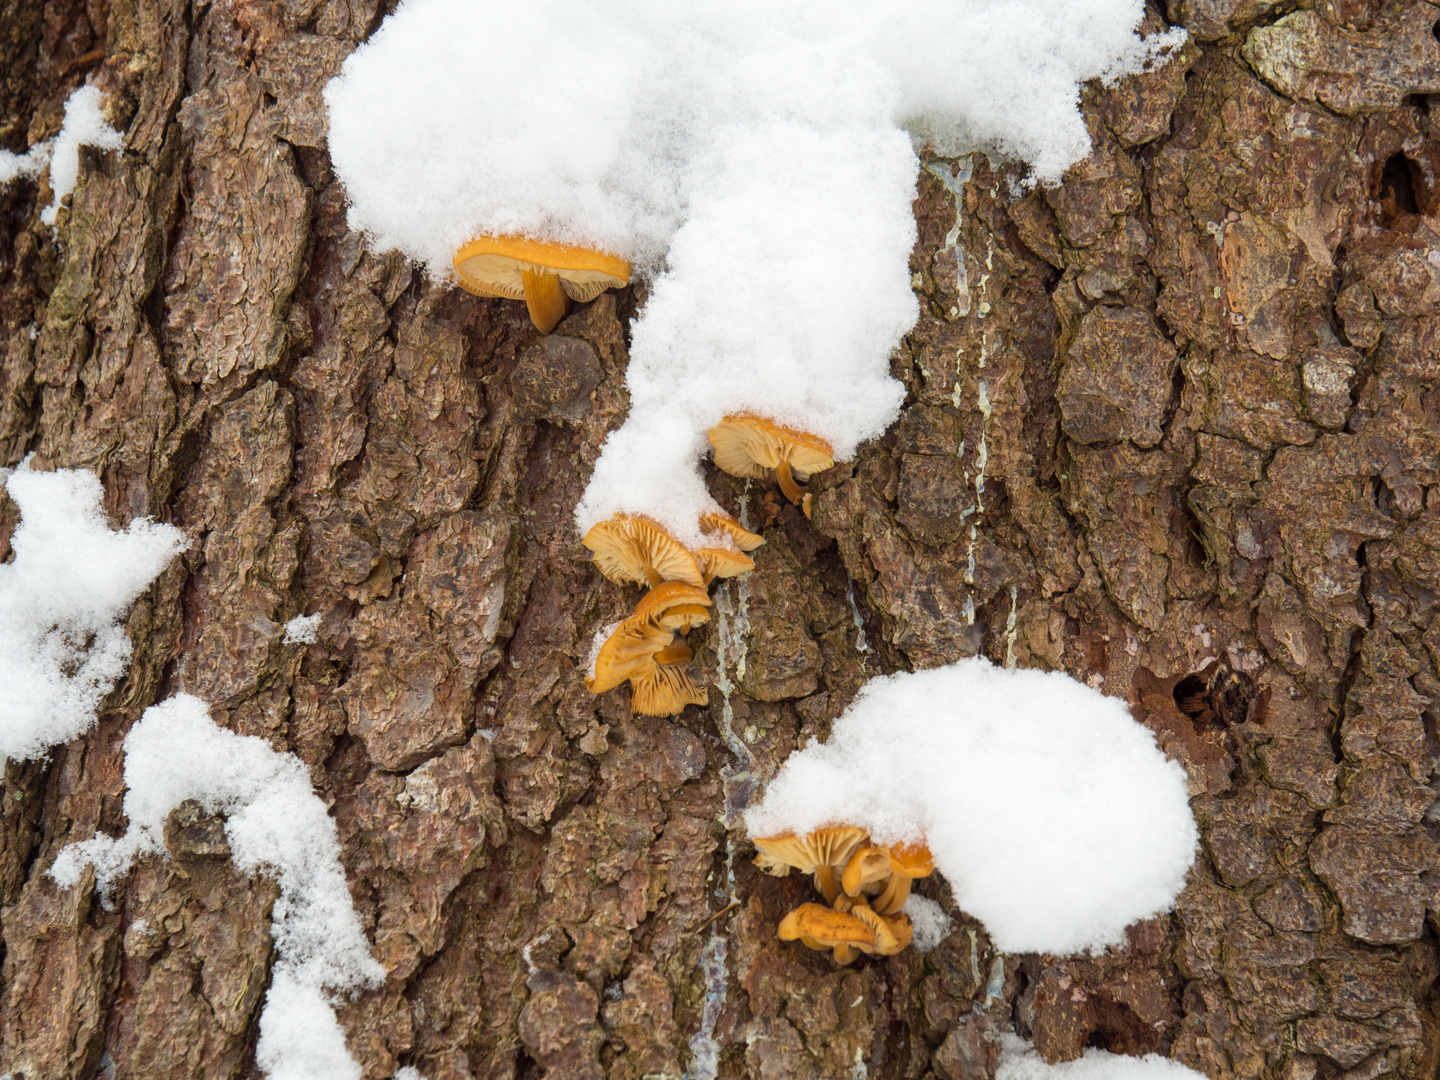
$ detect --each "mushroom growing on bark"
[582,515,705,589]
[699,511,765,552]
[778,903,876,966]
[707,414,835,517]
[757,829,934,962]
[753,826,868,904]
[584,582,712,716]
[454,234,630,333]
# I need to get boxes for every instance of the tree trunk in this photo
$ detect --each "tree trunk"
[1,1,1438,1079]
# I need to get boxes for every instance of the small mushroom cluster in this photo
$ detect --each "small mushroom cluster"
[580,414,838,716]
[582,513,762,716]
[753,826,934,965]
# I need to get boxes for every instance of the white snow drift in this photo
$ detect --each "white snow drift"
[0,464,184,764]
[325,0,1183,544]
[52,694,387,1080]
[744,658,1198,955]
[0,85,124,225]
[998,1035,1209,1080]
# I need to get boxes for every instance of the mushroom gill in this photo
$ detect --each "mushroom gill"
[582,515,705,590]
[583,583,713,716]
[707,413,834,516]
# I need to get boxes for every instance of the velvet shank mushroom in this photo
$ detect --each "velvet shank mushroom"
[778,903,876,966]
[873,841,934,915]
[582,515,705,590]
[454,234,630,334]
[753,826,868,903]
[699,511,765,553]
[707,414,834,517]
[584,582,712,715]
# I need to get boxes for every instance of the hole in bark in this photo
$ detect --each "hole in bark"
[1433,18,1440,41]
[1173,673,1210,723]
[1378,153,1420,224]
[1079,998,1161,1057]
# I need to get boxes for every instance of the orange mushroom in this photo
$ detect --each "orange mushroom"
[454,234,630,334]
[694,546,754,585]
[850,903,913,957]
[778,903,876,966]
[699,511,765,553]
[840,845,892,898]
[584,583,712,715]
[707,414,834,516]
[753,826,868,904]
[582,515,705,590]
[874,841,935,915]
[630,641,708,716]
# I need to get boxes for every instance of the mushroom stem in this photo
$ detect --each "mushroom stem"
[875,874,912,915]
[814,865,841,904]
[520,269,571,334]
[644,566,665,588]
[775,460,806,506]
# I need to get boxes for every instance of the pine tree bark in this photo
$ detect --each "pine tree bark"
[1,1,1438,1079]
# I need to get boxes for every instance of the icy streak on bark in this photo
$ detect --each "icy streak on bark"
[962,374,993,624]
[1003,585,1020,668]
[845,576,872,675]
[925,158,974,317]
[684,572,756,1079]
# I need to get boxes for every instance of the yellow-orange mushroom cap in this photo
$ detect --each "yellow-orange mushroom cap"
[851,904,913,957]
[752,826,868,878]
[699,511,765,553]
[695,547,755,585]
[454,234,631,334]
[584,617,671,695]
[631,580,713,633]
[841,845,892,898]
[583,515,705,590]
[874,841,935,915]
[778,903,876,963]
[707,414,835,513]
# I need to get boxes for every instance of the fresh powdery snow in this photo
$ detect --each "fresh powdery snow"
[0,464,184,764]
[902,893,954,954]
[998,1035,1209,1080]
[0,85,124,225]
[52,695,389,1080]
[744,658,1198,955]
[326,0,1182,546]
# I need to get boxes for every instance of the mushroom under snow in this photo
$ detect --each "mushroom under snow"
[745,657,1198,956]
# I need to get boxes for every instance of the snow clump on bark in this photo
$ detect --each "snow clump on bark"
[744,657,1198,955]
[0,463,184,764]
[998,1034,1209,1080]
[325,0,1183,546]
[52,694,392,1080]
[0,85,124,224]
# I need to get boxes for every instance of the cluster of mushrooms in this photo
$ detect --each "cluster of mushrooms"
[455,236,928,964]
[754,826,935,964]
[577,414,835,716]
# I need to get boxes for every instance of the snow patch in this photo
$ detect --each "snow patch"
[0,86,124,225]
[902,893,954,953]
[283,613,322,645]
[744,658,1197,955]
[998,1035,1208,1080]
[51,695,387,1080]
[326,1,1183,543]
[0,464,184,765]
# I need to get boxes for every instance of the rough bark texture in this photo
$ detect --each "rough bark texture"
[2,1,1440,1079]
